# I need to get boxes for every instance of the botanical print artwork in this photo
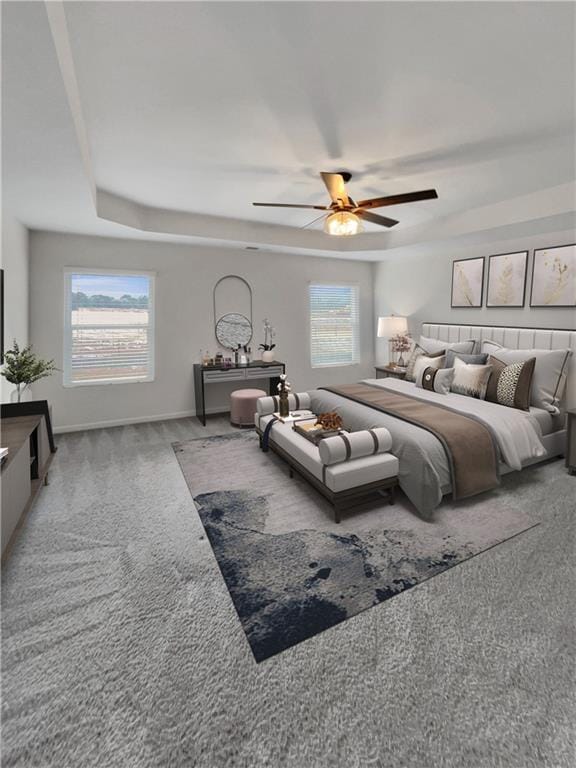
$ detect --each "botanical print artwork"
[531,245,576,307]
[451,257,484,307]
[487,251,528,307]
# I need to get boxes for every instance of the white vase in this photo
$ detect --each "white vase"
[261,350,275,363]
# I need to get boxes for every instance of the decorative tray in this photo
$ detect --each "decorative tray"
[292,423,346,445]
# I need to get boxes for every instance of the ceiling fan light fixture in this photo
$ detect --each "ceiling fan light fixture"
[324,210,362,236]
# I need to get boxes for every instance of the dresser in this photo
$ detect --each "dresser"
[1,402,56,562]
[193,361,285,425]
[566,409,576,475]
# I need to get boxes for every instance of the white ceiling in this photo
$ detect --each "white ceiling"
[3,1,575,258]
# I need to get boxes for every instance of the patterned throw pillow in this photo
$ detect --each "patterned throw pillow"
[450,357,493,399]
[481,340,571,414]
[405,345,445,382]
[416,366,455,395]
[485,356,536,410]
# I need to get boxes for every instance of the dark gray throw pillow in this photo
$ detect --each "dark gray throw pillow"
[445,350,488,368]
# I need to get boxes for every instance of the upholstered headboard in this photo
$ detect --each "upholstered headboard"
[422,322,576,409]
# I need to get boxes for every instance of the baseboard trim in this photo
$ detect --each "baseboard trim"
[53,407,228,434]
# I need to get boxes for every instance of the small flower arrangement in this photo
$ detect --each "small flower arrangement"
[277,373,292,417]
[390,332,412,367]
[259,318,276,352]
[391,333,412,354]
[277,373,292,394]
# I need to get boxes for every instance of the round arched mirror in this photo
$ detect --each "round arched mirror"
[215,312,253,349]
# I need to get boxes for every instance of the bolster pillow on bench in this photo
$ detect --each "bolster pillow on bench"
[318,428,393,466]
[257,392,312,415]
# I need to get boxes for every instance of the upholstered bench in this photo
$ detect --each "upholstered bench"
[255,395,399,523]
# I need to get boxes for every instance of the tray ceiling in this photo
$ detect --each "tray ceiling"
[3,1,575,258]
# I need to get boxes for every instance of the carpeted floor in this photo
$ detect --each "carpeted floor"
[1,416,575,767]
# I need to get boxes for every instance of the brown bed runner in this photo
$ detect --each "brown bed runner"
[322,383,499,500]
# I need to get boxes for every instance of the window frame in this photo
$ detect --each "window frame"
[63,267,156,388]
[308,281,360,369]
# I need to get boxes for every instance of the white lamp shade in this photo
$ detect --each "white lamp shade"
[377,315,408,337]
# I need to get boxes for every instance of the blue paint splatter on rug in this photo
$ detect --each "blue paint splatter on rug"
[174,432,537,662]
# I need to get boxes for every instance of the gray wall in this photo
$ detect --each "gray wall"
[1,213,29,403]
[374,228,576,363]
[30,232,374,431]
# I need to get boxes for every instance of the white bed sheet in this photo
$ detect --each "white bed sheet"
[361,378,547,471]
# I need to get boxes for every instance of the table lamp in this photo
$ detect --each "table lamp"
[377,315,408,367]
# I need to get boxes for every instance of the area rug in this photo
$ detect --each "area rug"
[173,432,537,662]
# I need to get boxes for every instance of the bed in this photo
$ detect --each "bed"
[309,323,574,516]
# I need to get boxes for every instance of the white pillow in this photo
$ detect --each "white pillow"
[481,341,571,414]
[412,354,446,383]
[419,335,476,355]
[450,357,493,400]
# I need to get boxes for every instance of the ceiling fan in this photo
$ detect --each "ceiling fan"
[253,172,438,236]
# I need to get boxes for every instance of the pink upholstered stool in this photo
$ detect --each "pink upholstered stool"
[230,388,267,427]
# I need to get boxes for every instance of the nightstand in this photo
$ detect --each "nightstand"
[566,409,576,475]
[375,365,407,380]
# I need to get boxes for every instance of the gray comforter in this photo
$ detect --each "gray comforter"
[310,378,546,516]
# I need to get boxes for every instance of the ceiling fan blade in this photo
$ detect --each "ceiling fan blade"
[356,209,398,228]
[320,172,350,207]
[357,189,438,210]
[252,202,328,210]
[301,212,328,230]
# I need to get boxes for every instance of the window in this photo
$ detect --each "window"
[309,283,360,368]
[64,269,155,386]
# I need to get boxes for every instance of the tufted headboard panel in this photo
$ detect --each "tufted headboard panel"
[422,322,576,409]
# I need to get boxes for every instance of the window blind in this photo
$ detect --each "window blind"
[64,271,154,385]
[309,283,360,368]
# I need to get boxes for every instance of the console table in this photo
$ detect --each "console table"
[193,361,285,425]
[1,401,57,563]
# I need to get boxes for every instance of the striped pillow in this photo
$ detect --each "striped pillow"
[416,366,455,395]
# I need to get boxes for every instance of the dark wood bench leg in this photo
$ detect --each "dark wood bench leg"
[333,502,342,524]
[389,485,395,505]
[289,467,294,479]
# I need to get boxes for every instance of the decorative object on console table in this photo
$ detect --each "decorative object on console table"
[259,317,276,362]
[377,315,408,366]
[566,409,576,475]
[530,244,576,307]
[0,341,58,403]
[375,365,406,380]
[451,256,484,307]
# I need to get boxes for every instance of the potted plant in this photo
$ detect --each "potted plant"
[259,318,276,363]
[1,341,58,402]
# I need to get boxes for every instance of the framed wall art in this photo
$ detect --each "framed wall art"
[486,250,528,308]
[530,244,576,307]
[451,256,484,308]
